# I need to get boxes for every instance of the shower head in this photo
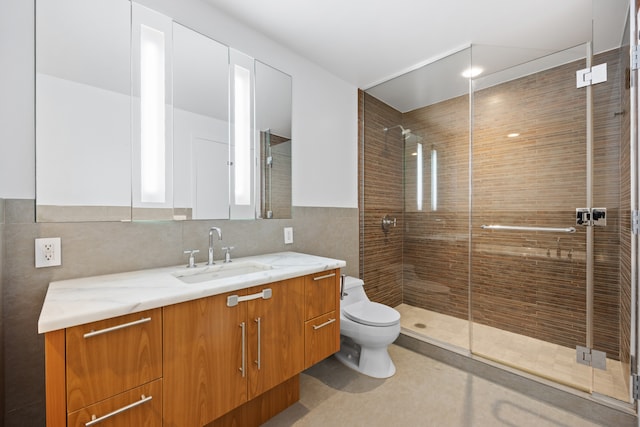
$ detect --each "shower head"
[383,124,411,136]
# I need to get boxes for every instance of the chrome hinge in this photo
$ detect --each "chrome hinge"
[576,345,607,370]
[633,374,640,400]
[632,45,640,71]
[633,210,640,235]
[576,63,607,88]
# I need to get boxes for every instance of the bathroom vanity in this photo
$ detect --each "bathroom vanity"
[38,252,345,427]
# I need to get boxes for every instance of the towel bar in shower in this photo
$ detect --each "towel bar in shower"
[480,224,576,233]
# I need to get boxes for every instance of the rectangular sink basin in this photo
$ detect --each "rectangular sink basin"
[172,261,272,284]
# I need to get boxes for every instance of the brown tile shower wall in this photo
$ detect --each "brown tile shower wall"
[359,91,403,307]
[360,48,627,360]
[618,45,632,376]
[403,95,470,320]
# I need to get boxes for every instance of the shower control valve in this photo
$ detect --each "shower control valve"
[381,215,397,232]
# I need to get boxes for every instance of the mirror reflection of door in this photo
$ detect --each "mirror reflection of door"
[172,23,229,219]
[192,137,229,219]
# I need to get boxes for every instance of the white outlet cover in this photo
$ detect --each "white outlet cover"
[35,237,62,268]
[284,227,293,244]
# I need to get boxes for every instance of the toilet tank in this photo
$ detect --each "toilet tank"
[341,276,369,305]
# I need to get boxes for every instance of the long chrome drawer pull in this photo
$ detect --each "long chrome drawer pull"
[255,317,261,370]
[313,272,336,281]
[480,224,576,233]
[85,394,152,426]
[239,322,246,378]
[83,317,152,339]
[227,288,272,307]
[312,318,336,330]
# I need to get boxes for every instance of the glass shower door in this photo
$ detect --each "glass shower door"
[470,39,631,402]
[470,44,595,393]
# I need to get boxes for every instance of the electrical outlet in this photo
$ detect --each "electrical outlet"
[284,227,293,244]
[35,237,62,268]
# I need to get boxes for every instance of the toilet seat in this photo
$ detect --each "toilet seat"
[343,301,400,327]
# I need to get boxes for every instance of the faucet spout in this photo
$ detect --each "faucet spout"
[208,227,222,265]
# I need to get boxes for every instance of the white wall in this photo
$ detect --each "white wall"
[0,0,359,209]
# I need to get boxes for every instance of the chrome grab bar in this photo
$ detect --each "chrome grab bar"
[85,395,152,426]
[481,224,576,233]
[83,317,152,339]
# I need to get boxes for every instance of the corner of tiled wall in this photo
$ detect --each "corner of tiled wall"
[0,197,5,424]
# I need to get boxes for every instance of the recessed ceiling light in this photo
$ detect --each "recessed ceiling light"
[507,133,520,138]
[462,67,483,78]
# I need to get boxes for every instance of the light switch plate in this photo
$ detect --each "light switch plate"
[284,227,293,244]
[35,237,62,268]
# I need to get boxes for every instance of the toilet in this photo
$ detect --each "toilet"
[334,276,401,378]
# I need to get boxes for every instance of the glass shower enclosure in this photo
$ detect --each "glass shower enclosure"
[360,0,632,405]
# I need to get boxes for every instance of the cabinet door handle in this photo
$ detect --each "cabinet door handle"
[312,318,336,330]
[85,394,153,426]
[83,317,152,339]
[313,273,336,281]
[227,288,272,307]
[255,317,261,370]
[239,322,246,378]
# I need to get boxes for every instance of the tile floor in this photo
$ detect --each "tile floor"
[262,344,625,426]
[396,304,630,402]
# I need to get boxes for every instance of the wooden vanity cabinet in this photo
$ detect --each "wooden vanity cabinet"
[163,276,305,427]
[45,268,340,427]
[304,270,341,368]
[45,308,163,427]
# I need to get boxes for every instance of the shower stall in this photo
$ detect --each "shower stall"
[359,1,634,407]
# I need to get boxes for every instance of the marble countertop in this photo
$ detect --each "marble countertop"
[38,251,346,333]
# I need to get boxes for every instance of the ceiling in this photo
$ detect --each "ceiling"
[205,0,630,95]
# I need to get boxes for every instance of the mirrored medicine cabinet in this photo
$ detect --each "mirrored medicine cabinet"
[35,0,292,222]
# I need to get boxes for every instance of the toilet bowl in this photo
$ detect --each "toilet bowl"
[334,276,401,378]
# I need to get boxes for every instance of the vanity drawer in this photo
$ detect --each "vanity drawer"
[304,311,339,368]
[305,270,339,319]
[66,308,163,412]
[67,379,162,427]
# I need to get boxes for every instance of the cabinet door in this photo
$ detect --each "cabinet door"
[247,277,305,399]
[163,291,247,426]
[65,308,162,412]
[67,379,162,427]
[305,270,338,319]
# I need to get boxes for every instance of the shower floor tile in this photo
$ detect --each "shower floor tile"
[396,303,630,403]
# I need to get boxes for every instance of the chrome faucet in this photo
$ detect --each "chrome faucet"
[208,227,222,265]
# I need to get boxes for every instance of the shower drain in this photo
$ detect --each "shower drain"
[414,323,427,329]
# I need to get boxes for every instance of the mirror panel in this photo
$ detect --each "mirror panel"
[173,23,230,220]
[256,61,292,219]
[36,0,131,222]
[35,1,293,222]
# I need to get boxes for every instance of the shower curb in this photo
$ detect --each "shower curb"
[396,333,637,427]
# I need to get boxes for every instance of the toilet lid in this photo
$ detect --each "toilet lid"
[343,301,400,327]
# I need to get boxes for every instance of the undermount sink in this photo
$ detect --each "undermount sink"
[172,261,272,284]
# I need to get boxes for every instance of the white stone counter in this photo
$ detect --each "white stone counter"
[38,251,346,333]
